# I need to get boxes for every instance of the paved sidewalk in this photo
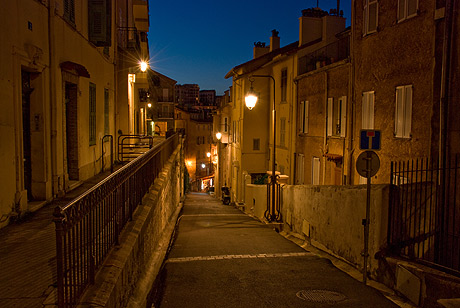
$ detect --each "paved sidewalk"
[0,171,116,308]
[150,192,401,308]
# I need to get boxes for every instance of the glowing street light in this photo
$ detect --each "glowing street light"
[216,132,222,140]
[139,60,148,72]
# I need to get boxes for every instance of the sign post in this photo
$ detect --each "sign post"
[357,129,381,284]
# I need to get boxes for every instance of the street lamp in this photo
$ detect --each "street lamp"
[244,75,280,222]
[216,132,222,140]
[139,60,148,72]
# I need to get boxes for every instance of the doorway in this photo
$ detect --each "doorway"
[65,82,79,180]
[22,71,33,200]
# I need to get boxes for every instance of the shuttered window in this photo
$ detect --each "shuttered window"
[398,0,418,22]
[327,97,347,137]
[280,117,286,147]
[64,0,75,24]
[104,88,109,135]
[362,91,375,129]
[89,0,112,46]
[299,101,309,134]
[363,0,378,35]
[89,83,97,146]
[281,68,287,102]
[395,85,412,138]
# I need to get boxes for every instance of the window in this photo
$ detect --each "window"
[363,0,378,35]
[327,96,347,137]
[104,88,109,135]
[253,138,260,151]
[280,117,286,147]
[281,68,287,102]
[224,117,228,132]
[295,153,305,185]
[64,0,75,24]
[299,101,309,134]
[362,91,375,129]
[312,157,320,185]
[395,85,412,138]
[89,83,96,146]
[398,0,418,22]
[88,0,111,46]
[163,89,169,101]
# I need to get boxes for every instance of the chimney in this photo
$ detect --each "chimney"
[270,29,280,52]
[253,41,269,59]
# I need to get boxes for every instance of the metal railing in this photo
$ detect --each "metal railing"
[388,155,460,276]
[118,135,154,162]
[118,27,140,51]
[53,134,179,307]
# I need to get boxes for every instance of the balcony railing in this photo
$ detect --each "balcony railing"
[118,27,140,51]
[298,36,350,75]
[53,134,179,307]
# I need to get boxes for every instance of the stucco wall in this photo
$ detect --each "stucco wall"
[244,183,390,277]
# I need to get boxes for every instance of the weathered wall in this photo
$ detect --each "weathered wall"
[72,144,184,308]
[244,183,390,277]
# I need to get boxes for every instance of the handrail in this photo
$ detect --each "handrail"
[53,133,179,307]
[117,134,154,162]
[101,135,113,173]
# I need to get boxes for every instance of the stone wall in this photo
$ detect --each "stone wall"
[244,183,390,278]
[74,144,184,307]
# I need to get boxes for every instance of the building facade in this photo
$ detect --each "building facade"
[0,0,151,228]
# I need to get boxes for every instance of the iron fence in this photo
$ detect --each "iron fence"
[118,135,154,162]
[388,155,460,276]
[53,134,179,307]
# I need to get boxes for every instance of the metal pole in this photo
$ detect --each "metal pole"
[363,151,371,284]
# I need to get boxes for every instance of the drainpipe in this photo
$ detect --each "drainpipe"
[439,0,454,167]
[48,0,58,196]
[323,71,328,185]
[349,1,356,185]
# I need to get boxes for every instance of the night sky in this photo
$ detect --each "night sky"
[148,0,351,95]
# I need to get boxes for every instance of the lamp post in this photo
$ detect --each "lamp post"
[245,75,279,222]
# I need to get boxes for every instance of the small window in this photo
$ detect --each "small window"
[281,68,288,102]
[312,157,320,185]
[395,85,412,138]
[104,88,109,135]
[89,83,96,146]
[364,0,378,35]
[299,101,309,134]
[362,91,375,129]
[398,0,418,22]
[64,0,75,24]
[253,138,260,151]
[280,117,286,147]
[327,96,347,137]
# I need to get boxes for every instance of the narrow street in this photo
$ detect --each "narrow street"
[149,193,399,308]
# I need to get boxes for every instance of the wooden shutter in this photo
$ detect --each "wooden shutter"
[327,98,333,136]
[298,101,304,133]
[89,0,112,46]
[362,92,374,129]
[404,85,412,138]
[340,96,347,137]
[395,87,404,137]
[304,101,309,134]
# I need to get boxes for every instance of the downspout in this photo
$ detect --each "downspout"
[349,1,356,185]
[291,57,297,185]
[323,71,328,185]
[439,0,454,166]
[48,0,58,196]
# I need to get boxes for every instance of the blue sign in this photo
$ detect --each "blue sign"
[360,130,381,150]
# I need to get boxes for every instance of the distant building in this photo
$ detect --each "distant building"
[199,90,216,106]
[147,71,177,136]
[175,84,199,109]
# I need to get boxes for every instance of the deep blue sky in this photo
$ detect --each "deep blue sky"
[148,0,351,95]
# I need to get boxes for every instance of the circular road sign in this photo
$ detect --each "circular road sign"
[356,150,380,178]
